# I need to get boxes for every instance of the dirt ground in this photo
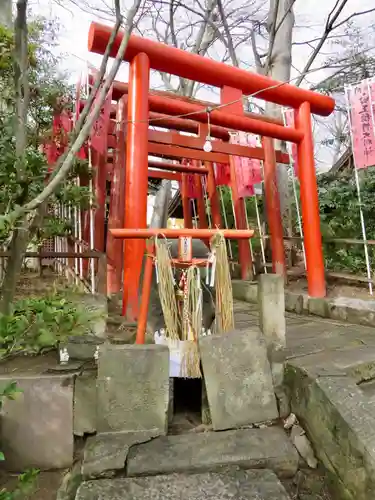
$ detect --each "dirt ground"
[0,470,65,500]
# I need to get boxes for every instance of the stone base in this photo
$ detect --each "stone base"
[127,427,298,478]
[74,370,97,436]
[286,362,375,500]
[97,344,169,433]
[76,469,292,500]
[199,328,278,430]
[0,375,74,471]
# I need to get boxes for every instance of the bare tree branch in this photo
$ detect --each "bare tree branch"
[264,0,279,75]
[216,0,239,67]
[295,0,348,86]
[16,0,142,217]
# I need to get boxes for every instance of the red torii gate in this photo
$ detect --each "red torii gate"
[88,22,335,319]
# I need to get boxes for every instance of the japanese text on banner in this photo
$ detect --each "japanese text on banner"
[348,82,375,169]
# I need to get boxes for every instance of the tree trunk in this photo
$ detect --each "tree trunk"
[149,180,172,229]
[265,0,295,219]
[0,225,29,315]
[0,0,29,315]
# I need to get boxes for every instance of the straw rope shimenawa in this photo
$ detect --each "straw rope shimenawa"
[180,265,202,378]
[210,231,234,333]
[154,236,180,341]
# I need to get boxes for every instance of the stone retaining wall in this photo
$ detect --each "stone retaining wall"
[232,279,375,327]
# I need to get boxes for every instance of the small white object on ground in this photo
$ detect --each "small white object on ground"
[59,347,69,365]
[284,413,297,429]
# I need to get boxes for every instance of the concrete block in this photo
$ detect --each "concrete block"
[168,378,174,424]
[232,279,258,303]
[74,370,97,436]
[97,344,169,433]
[127,427,298,478]
[0,374,74,471]
[66,335,104,361]
[76,470,293,500]
[258,274,286,388]
[199,328,278,430]
[258,274,286,350]
[286,363,375,500]
[331,297,375,327]
[308,297,328,318]
[201,378,212,426]
[82,430,160,479]
[285,291,304,314]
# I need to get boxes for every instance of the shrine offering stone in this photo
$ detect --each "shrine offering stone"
[97,343,169,434]
[199,328,278,430]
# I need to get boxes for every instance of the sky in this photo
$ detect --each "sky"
[29,0,375,220]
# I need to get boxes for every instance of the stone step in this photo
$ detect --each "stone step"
[127,427,298,479]
[76,469,292,499]
[82,427,298,481]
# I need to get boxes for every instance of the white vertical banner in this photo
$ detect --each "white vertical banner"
[345,82,375,294]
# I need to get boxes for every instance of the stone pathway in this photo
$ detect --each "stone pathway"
[234,299,375,370]
[232,300,375,500]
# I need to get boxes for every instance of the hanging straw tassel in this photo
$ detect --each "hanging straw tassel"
[154,236,180,340]
[180,266,202,378]
[210,231,234,333]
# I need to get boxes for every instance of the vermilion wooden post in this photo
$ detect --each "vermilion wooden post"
[122,53,150,318]
[193,162,208,231]
[205,162,222,228]
[181,174,193,229]
[136,244,154,344]
[93,149,107,254]
[221,86,253,280]
[107,96,127,294]
[295,102,326,297]
[262,136,285,276]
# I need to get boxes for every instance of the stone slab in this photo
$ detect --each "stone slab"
[199,328,278,430]
[258,274,286,350]
[74,370,97,436]
[288,344,375,383]
[127,427,298,478]
[65,335,104,361]
[232,279,258,303]
[82,430,160,479]
[97,344,169,433]
[76,469,292,500]
[286,362,375,500]
[0,374,74,471]
[232,279,375,329]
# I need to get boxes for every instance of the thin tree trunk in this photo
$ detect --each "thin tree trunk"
[0,0,29,315]
[265,0,295,220]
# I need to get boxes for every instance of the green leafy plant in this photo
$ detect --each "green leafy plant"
[318,168,375,273]
[0,293,97,359]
